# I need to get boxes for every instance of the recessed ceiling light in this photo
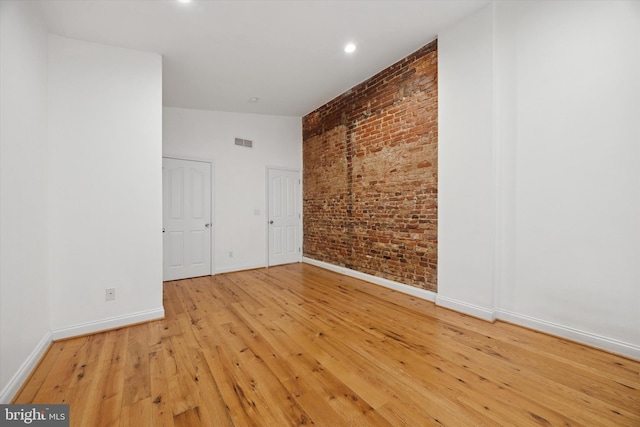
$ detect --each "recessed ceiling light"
[177,0,192,3]
[249,97,259,103]
[344,43,356,53]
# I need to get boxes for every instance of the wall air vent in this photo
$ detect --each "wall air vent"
[234,138,253,148]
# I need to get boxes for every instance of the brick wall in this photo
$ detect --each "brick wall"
[303,40,438,292]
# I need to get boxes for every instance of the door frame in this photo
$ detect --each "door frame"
[265,166,302,267]
[163,155,216,277]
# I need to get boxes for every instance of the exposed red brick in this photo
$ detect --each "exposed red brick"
[303,39,438,292]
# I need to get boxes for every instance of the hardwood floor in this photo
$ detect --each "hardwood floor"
[14,263,640,426]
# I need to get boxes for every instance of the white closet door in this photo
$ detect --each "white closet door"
[268,168,301,266]
[163,158,211,281]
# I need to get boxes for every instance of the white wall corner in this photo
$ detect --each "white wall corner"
[303,257,437,303]
[51,308,164,341]
[0,331,52,404]
[435,295,498,322]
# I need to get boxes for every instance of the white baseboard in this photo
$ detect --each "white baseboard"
[498,309,640,360]
[435,295,498,322]
[51,307,165,341]
[302,257,640,360]
[215,264,266,275]
[303,257,437,302]
[0,331,52,403]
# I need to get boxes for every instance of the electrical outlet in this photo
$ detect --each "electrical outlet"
[105,288,116,301]
[229,251,233,258]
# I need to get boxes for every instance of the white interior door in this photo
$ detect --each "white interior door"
[163,158,212,281]
[268,168,301,266]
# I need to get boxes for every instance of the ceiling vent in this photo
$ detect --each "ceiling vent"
[235,138,253,148]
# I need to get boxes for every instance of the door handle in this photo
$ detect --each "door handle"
[269,220,274,224]
[205,223,211,228]
[162,228,165,233]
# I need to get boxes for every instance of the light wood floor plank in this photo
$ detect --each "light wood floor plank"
[76,327,128,427]
[149,344,176,427]
[13,263,640,426]
[14,338,71,404]
[119,397,152,427]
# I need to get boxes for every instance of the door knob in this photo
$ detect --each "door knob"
[269,220,274,224]
[162,228,165,233]
[205,223,211,228]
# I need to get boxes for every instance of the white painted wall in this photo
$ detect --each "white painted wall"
[437,4,497,319]
[438,1,640,358]
[0,0,51,402]
[48,36,164,336]
[163,107,302,273]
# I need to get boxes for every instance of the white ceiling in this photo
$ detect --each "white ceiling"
[39,0,489,117]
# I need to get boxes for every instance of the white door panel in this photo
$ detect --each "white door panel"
[163,158,212,281]
[268,168,301,266]
[168,232,184,267]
